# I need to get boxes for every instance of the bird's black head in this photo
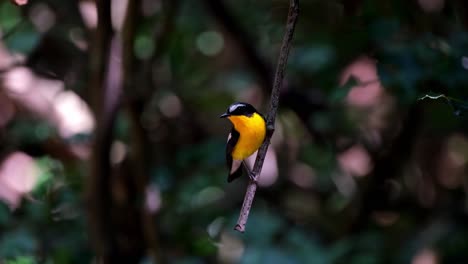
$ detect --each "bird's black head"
[220,102,258,118]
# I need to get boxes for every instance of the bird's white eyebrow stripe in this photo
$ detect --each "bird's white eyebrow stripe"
[229,103,243,113]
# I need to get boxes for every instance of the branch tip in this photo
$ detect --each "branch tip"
[234,225,245,233]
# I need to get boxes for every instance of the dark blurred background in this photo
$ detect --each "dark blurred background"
[1,0,468,263]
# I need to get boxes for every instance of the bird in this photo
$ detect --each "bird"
[220,102,266,182]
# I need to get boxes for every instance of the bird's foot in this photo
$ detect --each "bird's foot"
[248,171,257,182]
[242,161,257,182]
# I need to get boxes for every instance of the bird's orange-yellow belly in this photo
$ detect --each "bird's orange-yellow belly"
[229,113,266,160]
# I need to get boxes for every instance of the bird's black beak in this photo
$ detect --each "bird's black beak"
[220,112,229,118]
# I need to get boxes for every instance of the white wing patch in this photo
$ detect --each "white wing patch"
[227,131,241,175]
[230,159,242,174]
[229,103,244,113]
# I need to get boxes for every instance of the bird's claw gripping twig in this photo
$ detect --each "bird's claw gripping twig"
[242,161,257,182]
[248,171,257,182]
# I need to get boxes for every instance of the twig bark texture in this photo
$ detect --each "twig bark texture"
[235,0,299,233]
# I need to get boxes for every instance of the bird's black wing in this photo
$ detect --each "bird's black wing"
[226,128,242,182]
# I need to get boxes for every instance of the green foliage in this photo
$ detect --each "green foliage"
[0,229,37,259]
[0,2,21,30]
[4,23,39,54]
[0,1,39,54]
[5,256,36,264]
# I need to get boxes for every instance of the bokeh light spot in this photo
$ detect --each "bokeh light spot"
[192,186,224,208]
[289,162,315,188]
[218,232,244,263]
[134,35,154,59]
[79,1,97,29]
[110,140,127,165]
[338,144,373,177]
[196,31,224,56]
[29,3,56,33]
[207,217,225,239]
[145,184,162,213]
[412,248,438,264]
[0,152,41,208]
[159,94,182,118]
[461,56,468,71]
[54,91,95,138]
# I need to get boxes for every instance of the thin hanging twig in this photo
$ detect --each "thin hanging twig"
[235,0,299,233]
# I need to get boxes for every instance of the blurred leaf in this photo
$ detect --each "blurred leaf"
[300,143,335,177]
[0,1,21,30]
[329,76,358,104]
[33,156,60,194]
[3,23,39,54]
[9,119,54,146]
[192,236,217,256]
[0,202,10,226]
[290,45,336,73]
[236,207,284,247]
[0,0,468,262]
[328,238,353,263]
[5,256,36,264]
[369,18,400,44]
[286,229,327,264]
[0,230,38,258]
[172,258,205,264]
[243,247,299,264]
[351,253,379,264]
[176,140,225,169]
[134,34,154,59]
[151,166,173,191]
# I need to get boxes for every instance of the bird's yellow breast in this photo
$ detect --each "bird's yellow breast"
[228,112,266,160]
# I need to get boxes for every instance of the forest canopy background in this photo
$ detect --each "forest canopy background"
[0,0,468,263]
